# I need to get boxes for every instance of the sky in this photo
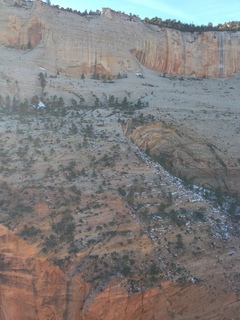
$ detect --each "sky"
[49,0,240,26]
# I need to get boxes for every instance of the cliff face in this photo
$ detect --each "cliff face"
[0,225,91,320]
[84,280,240,320]
[0,1,240,78]
[133,29,240,77]
[124,121,240,195]
[0,2,240,319]
[0,0,44,49]
[1,225,239,320]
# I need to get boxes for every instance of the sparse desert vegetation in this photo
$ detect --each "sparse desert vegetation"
[0,1,240,319]
[0,78,239,300]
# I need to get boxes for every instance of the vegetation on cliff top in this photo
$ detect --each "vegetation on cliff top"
[144,18,240,32]
[14,0,240,32]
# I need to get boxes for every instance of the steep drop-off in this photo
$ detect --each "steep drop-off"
[124,119,240,195]
[0,225,239,320]
[0,225,91,320]
[1,0,240,78]
[0,1,240,319]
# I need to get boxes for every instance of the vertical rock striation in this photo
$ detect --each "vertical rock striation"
[0,224,239,319]
[0,1,240,78]
[0,225,91,320]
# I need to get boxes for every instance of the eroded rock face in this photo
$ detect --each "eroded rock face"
[1,1,44,49]
[84,280,240,320]
[131,30,240,78]
[1,224,239,320]
[0,225,91,320]
[125,120,240,195]
[0,1,240,77]
[0,2,240,319]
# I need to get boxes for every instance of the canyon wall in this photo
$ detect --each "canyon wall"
[0,0,240,78]
[124,120,240,195]
[0,225,239,320]
[0,225,91,320]
[0,2,240,319]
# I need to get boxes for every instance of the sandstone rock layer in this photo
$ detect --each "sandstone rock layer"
[0,224,240,320]
[0,2,240,320]
[0,225,91,320]
[0,1,240,78]
[125,120,240,194]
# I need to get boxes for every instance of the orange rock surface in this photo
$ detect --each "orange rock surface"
[0,225,239,320]
[0,225,91,320]
[0,2,240,320]
[0,1,240,78]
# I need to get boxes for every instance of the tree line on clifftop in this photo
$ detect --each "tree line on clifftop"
[51,4,240,32]
[15,1,240,33]
[144,17,240,32]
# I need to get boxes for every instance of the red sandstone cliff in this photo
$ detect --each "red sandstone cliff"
[0,2,240,320]
[0,225,91,320]
[0,225,239,320]
[0,1,240,78]
[124,121,240,195]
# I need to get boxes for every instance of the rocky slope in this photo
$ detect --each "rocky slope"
[0,0,240,79]
[124,119,240,195]
[1,222,239,320]
[0,100,239,319]
[0,1,240,319]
